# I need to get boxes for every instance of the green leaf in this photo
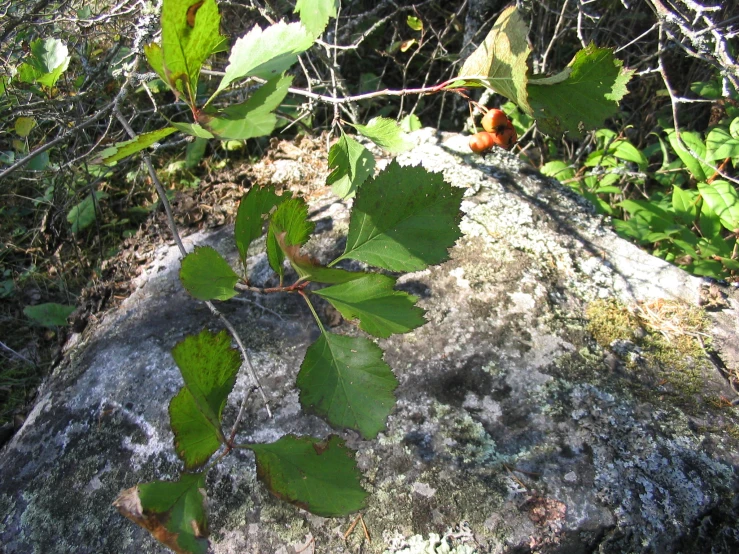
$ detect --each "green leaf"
[400,114,422,133]
[234,185,288,270]
[457,5,531,114]
[730,118,739,140]
[294,0,339,37]
[186,137,208,168]
[672,186,698,225]
[114,473,209,554]
[705,126,739,161]
[690,80,723,100]
[334,160,464,272]
[698,181,739,231]
[266,197,315,278]
[213,21,313,98]
[350,117,413,154]
[23,303,75,327]
[611,140,648,169]
[528,45,633,136]
[407,15,423,31]
[326,132,375,198]
[297,333,398,438]
[18,38,71,87]
[171,121,215,139]
[540,160,575,182]
[169,329,241,468]
[27,150,49,171]
[67,191,108,233]
[159,0,225,102]
[144,43,167,83]
[97,127,178,165]
[314,274,425,338]
[15,117,36,137]
[179,246,240,301]
[698,198,722,241]
[204,75,292,139]
[620,199,675,232]
[665,129,711,181]
[249,435,368,517]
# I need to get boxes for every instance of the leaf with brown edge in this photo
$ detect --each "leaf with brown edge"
[114,472,209,554]
[248,434,368,517]
[274,232,365,284]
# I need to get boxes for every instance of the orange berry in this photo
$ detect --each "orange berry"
[469,131,496,153]
[481,108,510,133]
[490,124,517,150]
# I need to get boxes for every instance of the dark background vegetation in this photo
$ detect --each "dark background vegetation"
[0,0,737,441]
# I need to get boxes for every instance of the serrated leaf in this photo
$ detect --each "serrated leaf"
[274,233,366,284]
[333,160,464,272]
[15,117,36,137]
[203,75,292,139]
[266,197,315,278]
[698,181,739,231]
[169,329,241,468]
[705,126,739,161]
[326,132,375,198]
[213,22,313,98]
[457,6,531,114]
[97,127,177,165]
[159,0,225,102]
[297,332,398,438]
[314,274,425,338]
[249,435,368,516]
[114,473,209,554]
[665,129,711,181]
[528,45,633,136]
[23,303,75,327]
[399,114,422,133]
[180,246,239,301]
[67,191,108,233]
[234,185,288,270]
[294,0,339,37]
[351,117,413,154]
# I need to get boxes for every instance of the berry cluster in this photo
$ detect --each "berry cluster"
[468,108,517,154]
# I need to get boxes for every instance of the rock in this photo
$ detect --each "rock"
[2,129,738,553]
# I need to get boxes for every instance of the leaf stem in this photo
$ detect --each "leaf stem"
[299,290,326,335]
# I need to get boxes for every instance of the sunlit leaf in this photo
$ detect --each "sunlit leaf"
[326,132,375,198]
[528,45,633,136]
[705,126,739,161]
[297,332,398,438]
[274,233,365,284]
[672,186,697,225]
[457,6,531,114]
[169,329,241,468]
[18,38,70,87]
[407,15,423,31]
[179,246,239,301]
[351,117,413,154]
[97,127,178,165]
[185,138,208,168]
[24,303,75,327]
[665,129,711,182]
[333,161,464,272]
[294,0,339,37]
[266,197,315,278]
[213,22,313,97]
[159,0,226,102]
[249,435,368,516]
[314,274,425,338]
[114,473,209,554]
[698,181,739,231]
[399,114,422,133]
[171,121,215,139]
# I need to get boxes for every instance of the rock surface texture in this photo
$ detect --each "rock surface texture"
[2,130,739,554]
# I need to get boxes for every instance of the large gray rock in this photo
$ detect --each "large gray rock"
[2,130,739,553]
